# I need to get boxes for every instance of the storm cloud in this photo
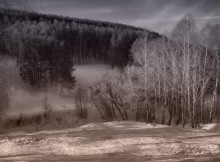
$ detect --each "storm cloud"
[32,0,220,33]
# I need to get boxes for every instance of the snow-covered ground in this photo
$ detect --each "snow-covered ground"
[201,123,218,131]
[0,121,220,161]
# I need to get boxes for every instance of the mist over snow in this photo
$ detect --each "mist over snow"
[7,64,110,117]
[74,64,111,86]
[8,88,75,117]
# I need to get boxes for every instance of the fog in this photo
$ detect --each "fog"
[7,64,111,117]
[74,64,111,86]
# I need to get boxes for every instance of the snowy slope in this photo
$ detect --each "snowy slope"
[0,121,220,161]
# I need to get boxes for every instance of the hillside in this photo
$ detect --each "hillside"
[0,8,160,89]
[0,8,146,31]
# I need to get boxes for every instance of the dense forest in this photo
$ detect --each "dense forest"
[0,8,160,89]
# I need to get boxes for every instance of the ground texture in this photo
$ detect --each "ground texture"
[0,121,220,162]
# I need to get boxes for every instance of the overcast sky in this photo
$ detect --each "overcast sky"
[32,0,220,34]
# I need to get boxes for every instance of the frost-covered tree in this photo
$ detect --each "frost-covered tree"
[90,70,130,121]
[126,14,219,127]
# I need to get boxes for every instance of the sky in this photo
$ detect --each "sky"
[32,0,220,34]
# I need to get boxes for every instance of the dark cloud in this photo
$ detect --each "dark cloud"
[32,0,220,33]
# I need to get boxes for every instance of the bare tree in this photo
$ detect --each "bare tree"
[90,70,130,121]
[128,35,160,123]
[42,94,52,124]
[88,14,220,127]
[74,87,89,119]
[125,14,218,127]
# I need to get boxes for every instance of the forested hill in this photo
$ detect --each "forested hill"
[0,8,145,31]
[0,8,160,88]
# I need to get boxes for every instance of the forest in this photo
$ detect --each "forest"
[0,7,220,129]
[0,8,159,89]
[89,15,220,128]
[2,1,220,161]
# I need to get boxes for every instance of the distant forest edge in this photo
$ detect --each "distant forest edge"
[0,8,160,88]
